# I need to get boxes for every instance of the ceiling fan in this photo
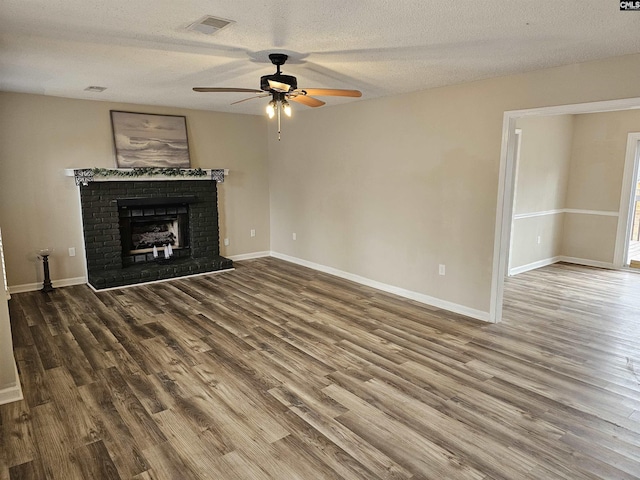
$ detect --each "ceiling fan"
[193,53,362,139]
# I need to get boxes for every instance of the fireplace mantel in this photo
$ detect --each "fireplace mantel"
[65,168,228,186]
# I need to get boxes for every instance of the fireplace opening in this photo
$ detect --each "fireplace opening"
[131,218,179,252]
[117,196,196,266]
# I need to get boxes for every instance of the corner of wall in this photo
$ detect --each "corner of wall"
[0,359,23,406]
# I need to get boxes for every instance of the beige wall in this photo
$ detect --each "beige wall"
[510,215,565,269]
[513,115,574,214]
[0,92,270,287]
[563,214,618,262]
[561,110,640,261]
[268,53,640,315]
[510,115,573,270]
[565,110,640,212]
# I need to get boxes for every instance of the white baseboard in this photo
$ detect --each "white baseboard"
[0,359,23,406]
[9,276,87,294]
[7,261,255,294]
[509,256,562,276]
[270,251,492,323]
[7,252,273,293]
[559,256,614,270]
[509,255,614,276]
[228,251,271,261]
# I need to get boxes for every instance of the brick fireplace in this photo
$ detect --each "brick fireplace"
[79,179,232,289]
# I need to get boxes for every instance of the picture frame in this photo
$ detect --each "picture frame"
[110,111,191,168]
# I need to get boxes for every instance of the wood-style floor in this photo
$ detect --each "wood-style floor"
[1,258,640,479]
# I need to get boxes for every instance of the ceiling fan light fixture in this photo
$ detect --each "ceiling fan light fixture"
[266,100,276,119]
[282,100,292,117]
[193,52,362,140]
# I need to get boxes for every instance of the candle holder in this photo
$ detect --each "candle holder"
[38,249,54,293]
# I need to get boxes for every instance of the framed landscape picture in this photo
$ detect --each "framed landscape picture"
[110,111,191,168]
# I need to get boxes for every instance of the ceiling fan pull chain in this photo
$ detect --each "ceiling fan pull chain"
[277,102,282,141]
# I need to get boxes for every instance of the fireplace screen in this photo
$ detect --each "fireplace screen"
[131,217,181,251]
[118,198,194,265]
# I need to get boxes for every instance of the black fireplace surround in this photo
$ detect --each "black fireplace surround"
[79,180,232,289]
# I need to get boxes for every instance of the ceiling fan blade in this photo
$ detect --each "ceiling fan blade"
[268,79,292,93]
[300,88,362,98]
[230,93,270,105]
[193,87,263,93]
[289,95,325,108]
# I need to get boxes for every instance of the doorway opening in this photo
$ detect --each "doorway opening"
[621,135,640,268]
[627,173,640,267]
[492,98,640,324]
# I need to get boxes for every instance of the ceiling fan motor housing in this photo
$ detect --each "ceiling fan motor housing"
[260,74,297,92]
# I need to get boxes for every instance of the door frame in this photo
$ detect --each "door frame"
[490,97,640,323]
[613,132,640,267]
[506,128,522,275]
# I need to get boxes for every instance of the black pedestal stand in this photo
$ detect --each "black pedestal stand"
[41,253,54,293]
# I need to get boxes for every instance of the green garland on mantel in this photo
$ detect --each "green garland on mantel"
[91,167,209,178]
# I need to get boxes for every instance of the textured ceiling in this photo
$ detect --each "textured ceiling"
[1,1,639,115]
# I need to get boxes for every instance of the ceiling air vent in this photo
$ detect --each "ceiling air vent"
[187,15,234,35]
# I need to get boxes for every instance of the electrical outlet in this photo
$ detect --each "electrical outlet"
[292,232,297,241]
[250,229,256,237]
[68,247,76,257]
[439,264,446,276]
[224,238,230,246]
[537,235,541,244]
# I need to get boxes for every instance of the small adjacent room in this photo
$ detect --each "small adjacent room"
[509,109,640,275]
